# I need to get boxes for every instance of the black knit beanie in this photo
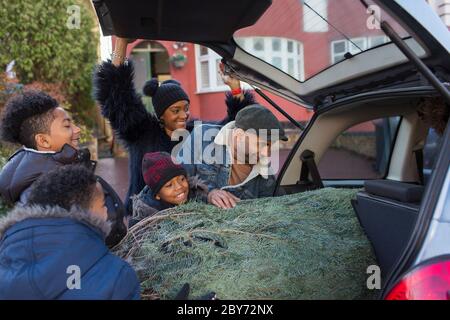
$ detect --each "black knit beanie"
[143,79,190,118]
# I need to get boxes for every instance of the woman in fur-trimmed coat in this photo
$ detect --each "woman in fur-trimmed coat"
[93,38,256,216]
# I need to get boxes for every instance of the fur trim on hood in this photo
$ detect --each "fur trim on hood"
[0,205,111,239]
[187,175,209,202]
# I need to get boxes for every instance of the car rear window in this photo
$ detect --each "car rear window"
[318,116,401,180]
[233,0,410,82]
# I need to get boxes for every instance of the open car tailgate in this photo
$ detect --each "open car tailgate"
[93,0,450,108]
[93,0,271,42]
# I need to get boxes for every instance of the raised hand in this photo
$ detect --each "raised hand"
[219,62,241,91]
[111,37,136,66]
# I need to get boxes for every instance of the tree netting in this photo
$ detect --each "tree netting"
[113,188,377,300]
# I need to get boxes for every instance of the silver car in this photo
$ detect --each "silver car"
[94,0,450,299]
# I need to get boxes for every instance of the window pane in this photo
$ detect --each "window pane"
[235,37,246,49]
[303,0,329,32]
[318,117,401,179]
[333,41,346,54]
[287,41,294,53]
[272,57,282,69]
[272,38,281,51]
[253,38,264,51]
[200,61,210,88]
[288,58,294,76]
[235,37,304,81]
[349,38,366,54]
[298,59,302,80]
[234,0,412,80]
[369,36,387,48]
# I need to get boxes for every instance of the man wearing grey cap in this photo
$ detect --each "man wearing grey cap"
[176,104,287,209]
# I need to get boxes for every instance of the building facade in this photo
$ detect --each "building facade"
[102,0,448,125]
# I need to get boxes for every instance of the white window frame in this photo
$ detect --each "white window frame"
[303,0,329,33]
[348,37,367,55]
[331,36,390,64]
[235,37,305,81]
[368,36,390,49]
[195,45,229,93]
[330,39,348,64]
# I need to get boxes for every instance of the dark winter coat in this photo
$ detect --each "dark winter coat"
[93,60,256,215]
[0,205,140,300]
[130,175,209,227]
[0,144,127,247]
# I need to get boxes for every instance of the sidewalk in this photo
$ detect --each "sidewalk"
[96,157,129,201]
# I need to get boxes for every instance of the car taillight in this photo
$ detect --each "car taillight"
[385,258,450,300]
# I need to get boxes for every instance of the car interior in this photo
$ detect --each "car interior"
[275,91,443,279]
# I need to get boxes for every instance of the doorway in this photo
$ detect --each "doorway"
[130,41,171,110]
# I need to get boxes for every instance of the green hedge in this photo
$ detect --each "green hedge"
[0,0,98,126]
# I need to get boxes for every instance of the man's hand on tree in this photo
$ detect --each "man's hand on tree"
[207,189,240,209]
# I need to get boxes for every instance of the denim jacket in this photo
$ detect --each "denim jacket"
[176,122,280,200]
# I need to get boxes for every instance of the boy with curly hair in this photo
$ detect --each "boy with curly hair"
[0,90,126,246]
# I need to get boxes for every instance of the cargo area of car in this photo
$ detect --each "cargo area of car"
[352,179,423,279]
[275,91,447,285]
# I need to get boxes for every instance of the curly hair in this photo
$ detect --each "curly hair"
[0,90,58,148]
[27,165,98,211]
[417,96,449,136]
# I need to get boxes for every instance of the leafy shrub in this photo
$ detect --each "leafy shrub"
[0,0,98,126]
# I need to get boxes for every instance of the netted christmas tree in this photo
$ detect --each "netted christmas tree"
[114,188,377,300]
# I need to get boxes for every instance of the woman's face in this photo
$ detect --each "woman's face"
[156,175,189,205]
[160,100,190,133]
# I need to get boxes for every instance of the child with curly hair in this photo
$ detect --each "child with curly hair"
[0,90,126,246]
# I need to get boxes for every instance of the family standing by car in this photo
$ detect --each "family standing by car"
[1,0,449,300]
[0,36,287,299]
